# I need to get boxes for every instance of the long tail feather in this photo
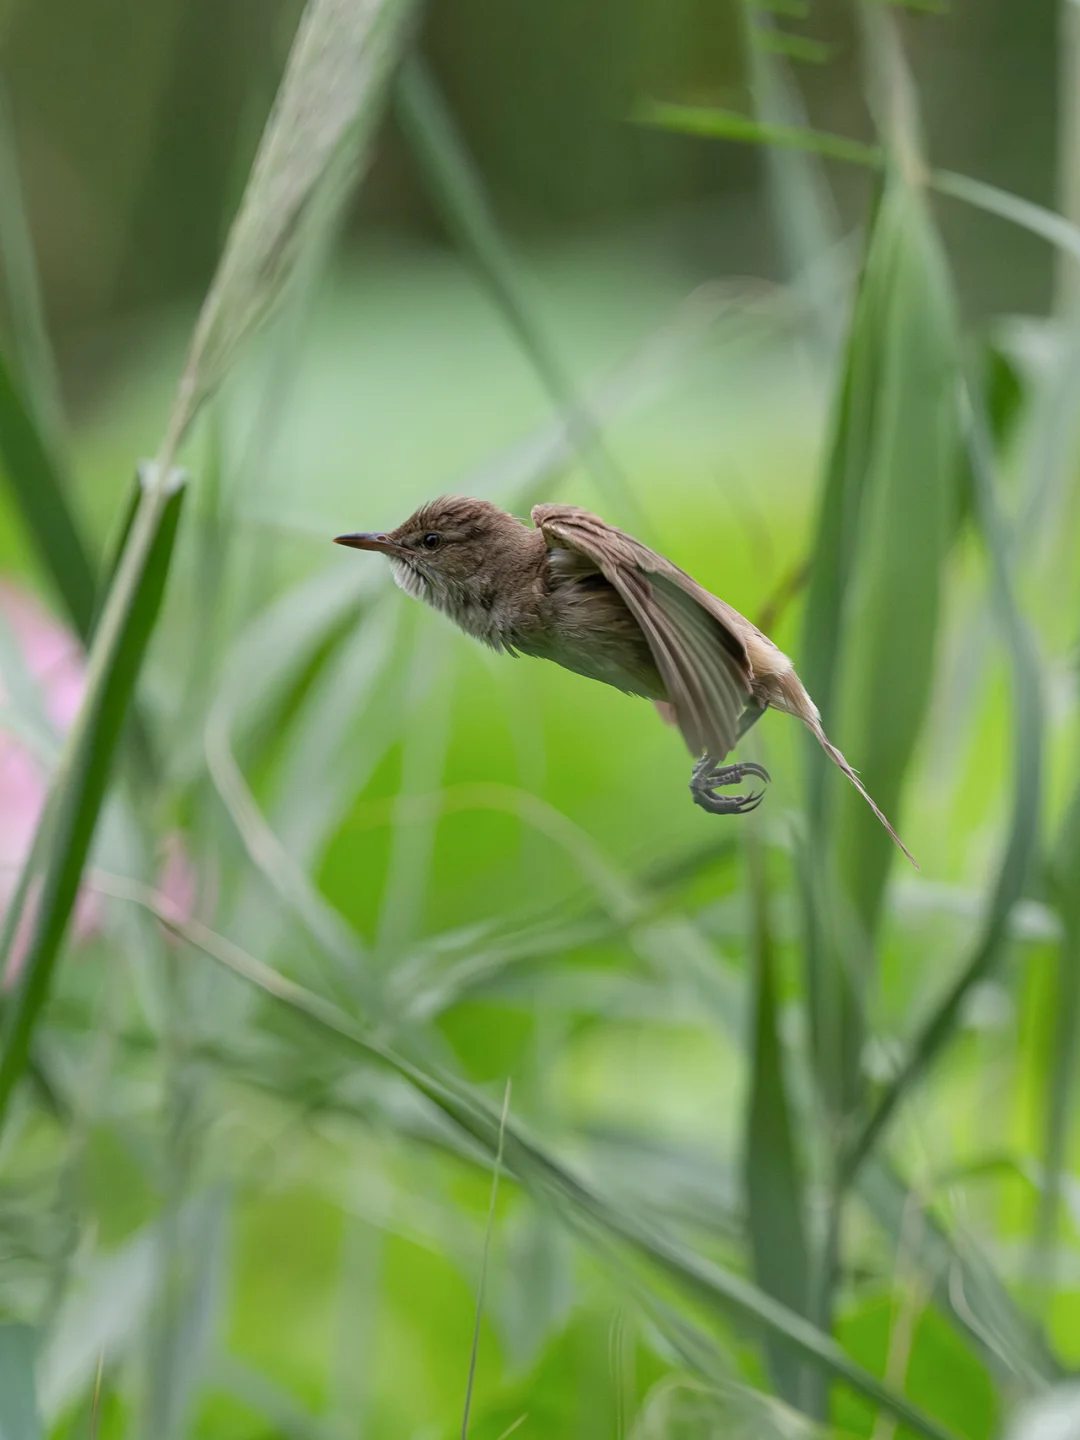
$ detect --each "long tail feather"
[767,667,918,869]
[810,724,918,870]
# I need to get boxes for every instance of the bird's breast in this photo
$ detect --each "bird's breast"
[514,562,665,700]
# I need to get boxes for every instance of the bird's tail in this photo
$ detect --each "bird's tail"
[769,669,919,870]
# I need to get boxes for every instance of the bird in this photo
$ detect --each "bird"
[334,496,915,866]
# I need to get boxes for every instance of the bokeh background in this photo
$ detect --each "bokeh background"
[1,1,1079,1437]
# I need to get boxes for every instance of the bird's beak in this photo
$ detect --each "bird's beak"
[334,532,400,555]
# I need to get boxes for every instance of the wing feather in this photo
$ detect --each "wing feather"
[533,504,753,759]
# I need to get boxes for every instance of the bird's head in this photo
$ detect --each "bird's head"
[334,496,535,618]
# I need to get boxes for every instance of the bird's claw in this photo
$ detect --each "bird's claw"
[690,759,771,816]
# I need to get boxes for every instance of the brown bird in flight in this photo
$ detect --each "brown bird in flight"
[335,497,915,866]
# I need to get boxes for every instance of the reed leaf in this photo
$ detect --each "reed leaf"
[636,103,1080,266]
[145,892,959,1440]
[827,177,958,935]
[744,829,815,1412]
[0,469,186,1127]
[0,0,426,1137]
[843,376,1044,1181]
[794,173,958,1129]
[0,350,96,641]
[1032,754,1080,1295]
[0,86,63,439]
[0,88,99,644]
[634,101,885,167]
[859,1159,1061,1386]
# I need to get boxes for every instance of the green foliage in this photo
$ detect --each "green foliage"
[744,831,814,1409]
[0,352,96,640]
[0,1,1078,1438]
[826,180,958,934]
[0,471,186,1126]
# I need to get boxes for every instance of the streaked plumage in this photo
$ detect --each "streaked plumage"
[335,496,915,866]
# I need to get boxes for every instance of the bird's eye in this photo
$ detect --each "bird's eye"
[422,533,441,550]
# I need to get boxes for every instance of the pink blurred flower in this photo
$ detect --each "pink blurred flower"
[0,581,194,983]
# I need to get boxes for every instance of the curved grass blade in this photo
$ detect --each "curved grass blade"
[461,1080,510,1440]
[136,892,958,1440]
[753,30,833,65]
[395,57,648,532]
[0,349,96,640]
[744,829,815,1412]
[828,178,958,934]
[90,471,143,634]
[860,1159,1061,1386]
[89,471,160,779]
[793,190,887,1121]
[0,84,64,444]
[634,101,885,167]
[931,171,1080,268]
[842,376,1044,1182]
[635,103,1080,267]
[0,90,99,642]
[799,179,887,818]
[0,469,186,1129]
[797,174,958,1124]
[1032,768,1080,1298]
[88,1351,104,1440]
[204,570,375,991]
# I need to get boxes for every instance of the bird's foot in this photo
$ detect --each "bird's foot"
[690,757,770,816]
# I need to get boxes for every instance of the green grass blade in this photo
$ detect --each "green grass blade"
[1032,765,1080,1297]
[843,377,1044,1181]
[829,179,958,928]
[0,348,97,640]
[461,1080,510,1440]
[89,471,161,779]
[799,182,888,809]
[932,170,1080,267]
[204,571,375,990]
[635,102,1080,267]
[0,469,187,1130]
[375,625,454,957]
[0,87,100,646]
[395,57,647,531]
[859,1159,1061,1385]
[634,101,885,167]
[797,175,959,1118]
[793,186,888,1122]
[144,896,957,1440]
[744,830,815,1412]
[0,1324,41,1440]
[90,471,143,633]
[752,30,833,65]
[144,1190,230,1440]
[265,599,399,871]
[0,84,65,446]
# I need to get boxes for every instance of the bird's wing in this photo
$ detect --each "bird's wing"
[533,504,753,759]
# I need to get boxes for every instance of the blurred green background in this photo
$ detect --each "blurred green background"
[1,1,1079,1438]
